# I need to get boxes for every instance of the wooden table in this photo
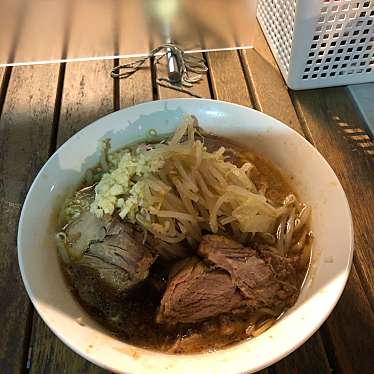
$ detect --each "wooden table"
[0,23,373,374]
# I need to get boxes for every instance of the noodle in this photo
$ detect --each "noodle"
[284,207,296,252]
[276,214,287,254]
[174,160,198,192]
[87,116,311,254]
[251,319,275,337]
[294,205,311,233]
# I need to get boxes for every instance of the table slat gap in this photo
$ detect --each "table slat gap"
[150,56,160,101]
[49,63,67,156]
[288,91,317,145]
[21,307,35,373]
[241,48,303,135]
[113,59,120,111]
[236,49,258,109]
[238,49,262,111]
[203,52,215,101]
[0,67,5,94]
[0,66,12,118]
[206,50,253,107]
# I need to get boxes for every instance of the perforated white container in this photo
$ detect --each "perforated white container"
[257,0,374,89]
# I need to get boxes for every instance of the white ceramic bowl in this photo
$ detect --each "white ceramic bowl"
[18,99,353,374]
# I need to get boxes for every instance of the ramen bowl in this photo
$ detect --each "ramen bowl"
[18,99,353,374]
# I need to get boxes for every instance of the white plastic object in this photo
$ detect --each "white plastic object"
[257,0,374,89]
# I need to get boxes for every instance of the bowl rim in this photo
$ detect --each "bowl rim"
[17,98,354,374]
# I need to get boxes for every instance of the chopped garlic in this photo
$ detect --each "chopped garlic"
[90,144,165,220]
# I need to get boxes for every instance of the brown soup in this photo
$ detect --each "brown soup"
[58,135,311,354]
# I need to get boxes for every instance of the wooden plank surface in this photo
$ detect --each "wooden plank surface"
[2,25,371,373]
[0,64,59,373]
[240,23,303,135]
[119,58,153,109]
[29,317,108,374]
[206,50,253,107]
[291,88,374,373]
[321,265,374,374]
[272,333,331,374]
[29,60,114,373]
[29,57,154,373]
[292,88,374,304]
[56,60,114,146]
[206,51,331,374]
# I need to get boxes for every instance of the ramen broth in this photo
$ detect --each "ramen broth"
[57,133,311,354]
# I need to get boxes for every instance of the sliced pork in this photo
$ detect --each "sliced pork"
[64,213,156,309]
[158,235,300,325]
